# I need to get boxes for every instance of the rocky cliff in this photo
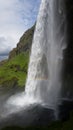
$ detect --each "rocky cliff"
[62,0,73,98]
[9,25,35,59]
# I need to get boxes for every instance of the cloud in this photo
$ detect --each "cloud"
[0,36,13,55]
[0,0,41,56]
[0,56,8,61]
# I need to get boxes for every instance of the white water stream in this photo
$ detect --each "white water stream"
[25,0,67,108]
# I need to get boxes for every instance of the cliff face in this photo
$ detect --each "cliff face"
[62,0,73,98]
[9,25,35,59]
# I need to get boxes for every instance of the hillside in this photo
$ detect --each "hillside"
[0,25,35,89]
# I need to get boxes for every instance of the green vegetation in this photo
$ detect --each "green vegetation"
[0,52,29,87]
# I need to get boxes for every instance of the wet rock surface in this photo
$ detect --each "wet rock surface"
[0,104,55,129]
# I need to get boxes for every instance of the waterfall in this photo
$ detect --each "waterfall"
[3,0,67,116]
[25,0,67,109]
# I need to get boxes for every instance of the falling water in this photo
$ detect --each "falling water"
[25,0,67,109]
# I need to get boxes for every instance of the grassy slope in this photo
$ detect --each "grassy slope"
[0,52,29,87]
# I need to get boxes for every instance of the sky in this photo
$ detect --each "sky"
[0,0,41,61]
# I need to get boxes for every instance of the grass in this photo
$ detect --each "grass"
[0,52,29,87]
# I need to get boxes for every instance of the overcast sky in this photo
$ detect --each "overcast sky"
[0,0,41,60]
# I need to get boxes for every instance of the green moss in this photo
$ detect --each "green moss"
[0,52,29,87]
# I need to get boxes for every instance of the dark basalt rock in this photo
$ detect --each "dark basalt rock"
[62,0,73,98]
[59,99,73,121]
